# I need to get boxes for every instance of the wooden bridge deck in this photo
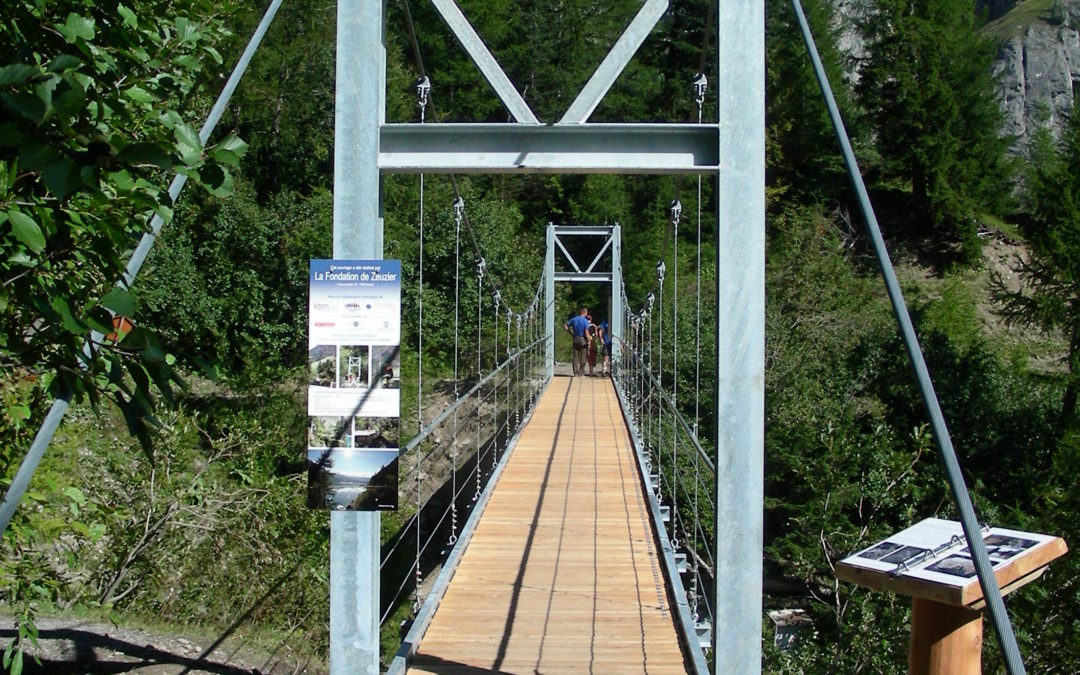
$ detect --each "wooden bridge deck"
[408,376,688,674]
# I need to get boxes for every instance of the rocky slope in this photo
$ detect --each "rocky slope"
[990,1,1080,153]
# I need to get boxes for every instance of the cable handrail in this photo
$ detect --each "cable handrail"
[403,335,549,455]
[612,335,715,473]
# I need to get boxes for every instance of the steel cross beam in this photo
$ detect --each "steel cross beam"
[379,123,718,174]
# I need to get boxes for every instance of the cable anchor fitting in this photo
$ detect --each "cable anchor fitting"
[452,196,465,228]
[416,75,431,112]
[669,199,682,228]
[655,261,666,283]
[476,257,486,279]
[693,72,708,107]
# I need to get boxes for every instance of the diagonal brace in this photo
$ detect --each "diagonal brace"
[584,235,614,274]
[430,0,539,124]
[560,0,669,124]
[553,235,582,272]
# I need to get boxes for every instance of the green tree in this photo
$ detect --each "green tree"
[0,0,244,450]
[857,0,1013,260]
[996,105,1080,437]
[765,0,853,201]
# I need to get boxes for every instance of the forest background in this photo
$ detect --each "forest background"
[3,0,1080,672]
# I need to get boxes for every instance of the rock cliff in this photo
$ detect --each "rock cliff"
[990,3,1080,153]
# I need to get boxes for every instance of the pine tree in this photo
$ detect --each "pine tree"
[996,104,1080,436]
[765,0,854,200]
[857,0,1013,260]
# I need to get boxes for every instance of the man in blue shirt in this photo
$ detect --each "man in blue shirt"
[564,306,591,376]
[598,319,612,376]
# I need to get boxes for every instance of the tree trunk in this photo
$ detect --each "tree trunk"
[1058,326,1080,438]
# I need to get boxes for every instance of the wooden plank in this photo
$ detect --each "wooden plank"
[406,377,688,673]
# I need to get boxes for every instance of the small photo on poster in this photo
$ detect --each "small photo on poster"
[858,541,902,561]
[306,448,399,511]
[340,345,370,388]
[879,545,928,566]
[984,534,1037,558]
[309,345,337,388]
[926,555,976,578]
[353,416,400,448]
[309,416,351,448]
[372,345,401,389]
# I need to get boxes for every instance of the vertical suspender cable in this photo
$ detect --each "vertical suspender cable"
[493,291,501,468]
[413,77,429,613]
[475,259,484,501]
[449,197,463,546]
[656,266,665,501]
[694,72,706,437]
[671,200,681,544]
[790,1,1025,671]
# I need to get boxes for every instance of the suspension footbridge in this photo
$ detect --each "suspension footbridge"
[406,377,686,674]
[0,0,1042,673]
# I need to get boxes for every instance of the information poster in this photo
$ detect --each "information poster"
[306,260,401,511]
[840,518,1057,586]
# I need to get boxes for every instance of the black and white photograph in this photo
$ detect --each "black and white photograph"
[984,534,1037,551]
[858,541,903,561]
[879,545,928,566]
[926,555,977,578]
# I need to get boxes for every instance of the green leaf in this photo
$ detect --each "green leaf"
[51,296,87,334]
[18,138,60,171]
[1,92,46,123]
[47,55,83,73]
[210,133,248,165]
[0,64,37,86]
[174,122,202,164]
[7,209,46,253]
[58,13,96,44]
[204,46,223,65]
[43,158,82,200]
[51,77,86,119]
[175,17,200,44]
[8,251,35,267]
[63,486,86,506]
[154,204,173,225]
[101,287,136,316]
[118,142,172,169]
[117,4,138,29]
[123,85,154,104]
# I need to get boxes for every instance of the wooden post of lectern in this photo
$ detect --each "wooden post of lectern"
[908,597,982,675]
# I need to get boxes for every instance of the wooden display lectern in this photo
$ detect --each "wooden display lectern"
[836,518,1067,674]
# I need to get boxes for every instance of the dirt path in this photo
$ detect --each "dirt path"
[0,616,323,674]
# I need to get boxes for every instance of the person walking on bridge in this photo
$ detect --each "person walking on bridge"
[597,318,612,376]
[586,314,599,376]
[565,306,591,376]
